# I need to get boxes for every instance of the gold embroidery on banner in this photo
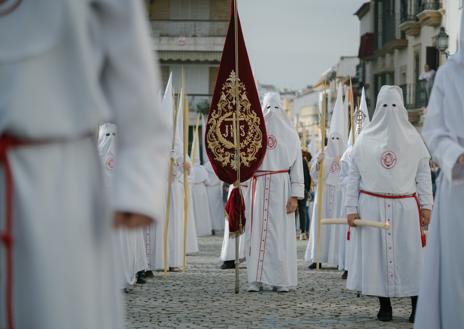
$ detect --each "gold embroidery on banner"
[207,70,263,170]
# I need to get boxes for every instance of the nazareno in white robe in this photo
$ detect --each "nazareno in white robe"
[220,183,248,262]
[337,146,353,271]
[304,153,343,267]
[415,47,464,329]
[246,93,304,288]
[0,1,169,328]
[337,89,370,271]
[204,161,225,233]
[305,84,348,267]
[98,124,148,287]
[190,165,213,237]
[345,86,432,298]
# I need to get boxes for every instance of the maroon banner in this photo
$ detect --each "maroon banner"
[205,1,266,234]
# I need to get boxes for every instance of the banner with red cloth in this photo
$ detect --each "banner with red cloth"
[205,1,267,236]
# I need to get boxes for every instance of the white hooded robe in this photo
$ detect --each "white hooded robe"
[345,86,433,297]
[0,1,169,328]
[98,124,148,287]
[415,15,464,327]
[246,93,304,288]
[305,84,348,267]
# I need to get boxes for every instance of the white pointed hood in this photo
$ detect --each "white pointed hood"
[173,88,185,159]
[327,84,349,158]
[201,114,208,164]
[163,73,174,143]
[352,85,429,194]
[348,87,371,147]
[190,118,201,166]
[261,92,300,170]
[98,123,117,182]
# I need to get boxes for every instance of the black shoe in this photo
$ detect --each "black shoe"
[144,270,154,278]
[341,271,348,280]
[377,297,393,322]
[220,260,235,270]
[409,296,418,323]
[308,262,322,270]
[136,271,146,284]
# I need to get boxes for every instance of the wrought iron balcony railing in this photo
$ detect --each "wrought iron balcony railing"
[418,0,440,11]
[400,0,419,23]
[151,19,228,38]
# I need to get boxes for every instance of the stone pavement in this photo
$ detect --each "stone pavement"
[126,236,413,329]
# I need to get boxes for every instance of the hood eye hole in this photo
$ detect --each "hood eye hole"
[274,106,279,109]
[106,133,110,136]
[112,133,116,136]
[383,104,387,107]
[266,105,271,109]
[392,104,396,107]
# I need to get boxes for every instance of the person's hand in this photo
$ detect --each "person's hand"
[183,162,192,172]
[114,212,153,229]
[318,152,325,162]
[347,213,360,227]
[421,209,431,226]
[286,197,298,214]
[459,154,464,166]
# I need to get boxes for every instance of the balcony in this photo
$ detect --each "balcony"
[401,81,427,108]
[417,0,442,27]
[358,33,375,59]
[151,20,228,54]
[400,82,427,124]
[399,0,420,36]
[151,19,228,38]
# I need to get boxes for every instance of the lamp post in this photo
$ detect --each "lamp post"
[436,27,449,58]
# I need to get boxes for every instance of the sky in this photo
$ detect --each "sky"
[237,0,366,90]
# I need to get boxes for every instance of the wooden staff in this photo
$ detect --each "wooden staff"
[349,77,355,145]
[321,218,390,230]
[315,88,327,271]
[163,84,178,277]
[233,0,242,294]
[182,68,190,273]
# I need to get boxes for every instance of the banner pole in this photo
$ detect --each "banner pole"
[315,86,327,271]
[182,68,190,273]
[163,87,179,278]
[233,0,241,294]
[349,77,355,145]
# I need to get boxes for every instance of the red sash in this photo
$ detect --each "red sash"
[0,134,89,329]
[0,135,44,329]
[359,190,426,247]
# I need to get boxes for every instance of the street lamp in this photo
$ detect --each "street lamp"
[436,27,449,57]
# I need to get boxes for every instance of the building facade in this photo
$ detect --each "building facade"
[146,0,229,116]
[356,0,461,126]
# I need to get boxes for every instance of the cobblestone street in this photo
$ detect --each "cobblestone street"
[126,236,413,329]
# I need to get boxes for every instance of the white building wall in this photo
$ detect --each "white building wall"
[360,5,375,35]
[443,0,463,55]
